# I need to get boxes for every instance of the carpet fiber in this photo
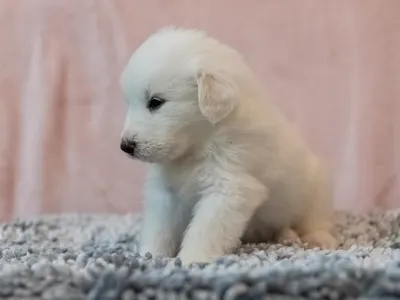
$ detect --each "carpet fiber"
[1,211,400,299]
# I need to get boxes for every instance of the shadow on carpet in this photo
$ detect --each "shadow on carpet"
[1,211,400,299]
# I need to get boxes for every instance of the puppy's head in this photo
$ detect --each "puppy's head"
[120,27,249,163]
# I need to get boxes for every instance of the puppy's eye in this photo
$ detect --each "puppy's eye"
[147,97,166,112]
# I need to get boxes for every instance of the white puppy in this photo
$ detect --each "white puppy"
[120,27,337,265]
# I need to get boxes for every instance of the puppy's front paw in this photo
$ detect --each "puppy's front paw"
[139,247,157,258]
[178,250,218,266]
[302,231,337,249]
[139,242,176,259]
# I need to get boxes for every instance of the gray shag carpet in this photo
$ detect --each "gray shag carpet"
[1,211,400,300]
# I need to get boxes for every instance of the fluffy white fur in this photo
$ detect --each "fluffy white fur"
[120,27,337,265]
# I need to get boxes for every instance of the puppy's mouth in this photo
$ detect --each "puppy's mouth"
[121,141,179,164]
[124,150,161,164]
[123,152,136,159]
[122,150,141,161]
[120,141,158,163]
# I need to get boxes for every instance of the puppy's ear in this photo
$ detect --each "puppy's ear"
[197,71,237,124]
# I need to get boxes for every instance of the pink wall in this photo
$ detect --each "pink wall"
[0,0,399,220]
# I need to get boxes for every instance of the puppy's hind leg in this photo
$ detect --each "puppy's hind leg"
[295,166,337,249]
[296,220,337,249]
[276,227,301,245]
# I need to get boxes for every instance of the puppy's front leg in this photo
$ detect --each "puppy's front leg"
[178,178,266,265]
[140,173,190,258]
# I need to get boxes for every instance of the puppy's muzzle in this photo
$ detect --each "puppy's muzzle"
[120,139,136,155]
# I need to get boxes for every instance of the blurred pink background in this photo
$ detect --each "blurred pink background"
[1,0,399,220]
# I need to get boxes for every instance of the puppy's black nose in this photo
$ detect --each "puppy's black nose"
[120,140,136,155]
